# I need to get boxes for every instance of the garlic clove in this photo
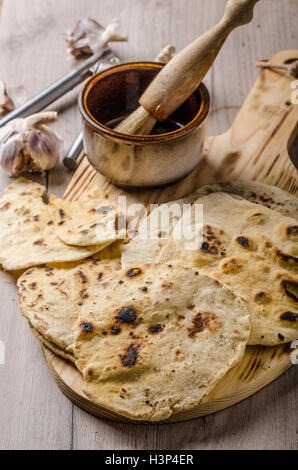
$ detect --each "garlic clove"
[27,127,60,172]
[67,17,127,58]
[67,18,99,57]
[0,138,23,176]
[0,80,15,116]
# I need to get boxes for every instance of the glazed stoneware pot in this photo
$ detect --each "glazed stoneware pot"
[79,62,210,188]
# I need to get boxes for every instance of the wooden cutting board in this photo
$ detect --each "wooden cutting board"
[42,50,298,423]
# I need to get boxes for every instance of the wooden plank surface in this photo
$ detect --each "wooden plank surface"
[0,0,297,450]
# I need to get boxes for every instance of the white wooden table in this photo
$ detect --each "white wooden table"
[0,0,297,450]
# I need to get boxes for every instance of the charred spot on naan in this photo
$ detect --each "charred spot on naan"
[32,266,55,276]
[59,208,66,219]
[75,270,88,284]
[120,344,142,368]
[188,312,219,338]
[253,290,271,304]
[33,239,47,246]
[221,257,243,273]
[162,281,173,289]
[24,268,35,275]
[235,236,254,249]
[149,325,163,334]
[57,208,66,226]
[87,368,94,377]
[276,223,298,241]
[0,202,11,211]
[259,237,298,266]
[281,279,298,303]
[44,267,53,272]
[111,326,121,335]
[254,193,276,208]
[200,225,227,256]
[80,322,95,333]
[90,223,103,229]
[279,311,298,322]
[276,250,298,266]
[286,225,298,238]
[115,305,138,325]
[126,267,143,278]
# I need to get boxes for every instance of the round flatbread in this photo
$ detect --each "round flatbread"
[18,242,122,354]
[49,187,119,247]
[0,178,106,270]
[74,263,250,421]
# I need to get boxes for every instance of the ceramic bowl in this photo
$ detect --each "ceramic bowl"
[79,62,210,188]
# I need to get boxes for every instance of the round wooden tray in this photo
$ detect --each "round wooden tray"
[41,50,297,424]
[42,344,292,424]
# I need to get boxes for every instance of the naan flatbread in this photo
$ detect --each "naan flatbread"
[121,181,298,269]
[0,178,106,270]
[18,242,122,357]
[159,192,298,346]
[49,187,119,247]
[28,321,76,363]
[74,263,250,421]
[192,181,298,218]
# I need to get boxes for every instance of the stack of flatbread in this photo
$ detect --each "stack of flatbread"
[124,182,298,346]
[0,177,296,421]
[0,178,119,270]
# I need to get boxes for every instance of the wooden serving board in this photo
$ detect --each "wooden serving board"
[43,50,298,423]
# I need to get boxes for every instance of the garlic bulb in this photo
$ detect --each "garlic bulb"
[0,81,14,116]
[0,112,61,176]
[66,17,127,57]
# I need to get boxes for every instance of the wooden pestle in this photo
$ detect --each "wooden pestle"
[116,0,260,135]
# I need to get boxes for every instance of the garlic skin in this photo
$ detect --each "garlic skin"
[66,17,127,57]
[0,80,15,116]
[0,112,61,176]
[155,45,176,64]
[100,18,128,46]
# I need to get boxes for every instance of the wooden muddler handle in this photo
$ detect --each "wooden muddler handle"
[139,0,260,122]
